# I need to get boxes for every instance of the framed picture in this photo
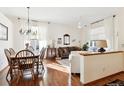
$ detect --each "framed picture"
[0,23,8,40]
[57,38,62,44]
[63,34,70,45]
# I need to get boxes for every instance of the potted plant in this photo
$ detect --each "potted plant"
[82,42,89,51]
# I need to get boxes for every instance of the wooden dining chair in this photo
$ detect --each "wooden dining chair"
[39,47,46,73]
[9,48,16,55]
[4,49,18,81]
[4,49,11,80]
[15,49,35,80]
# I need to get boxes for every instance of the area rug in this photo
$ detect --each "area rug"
[105,79,124,86]
[56,59,71,68]
[46,63,69,73]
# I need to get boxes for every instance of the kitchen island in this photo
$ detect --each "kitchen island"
[79,51,124,84]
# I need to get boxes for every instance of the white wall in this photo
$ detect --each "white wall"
[9,18,49,52]
[0,12,13,71]
[81,17,118,51]
[10,18,84,50]
[81,8,124,51]
[114,8,124,50]
[12,19,28,52]
[47,23,83,48]
[5,17,29,52]
[81,25,90,43]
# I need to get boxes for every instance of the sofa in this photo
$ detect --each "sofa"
[57,46,81,59]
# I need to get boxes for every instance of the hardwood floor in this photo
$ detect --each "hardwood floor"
[0,59,124,86]
[85,71,124,86]
[0,59,80,86]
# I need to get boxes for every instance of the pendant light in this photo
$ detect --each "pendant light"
[19,7,31,35]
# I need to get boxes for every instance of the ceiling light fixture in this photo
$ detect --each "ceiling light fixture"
[78,22,82,29]
[19,7,32,35]
[77,16,83,29]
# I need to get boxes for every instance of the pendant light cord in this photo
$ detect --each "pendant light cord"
[27,7,30,32]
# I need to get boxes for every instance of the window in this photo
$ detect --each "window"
[89,17,115,51]
[90,26,106,40]
[89,21,108,51]
[24,24,47,50]
[30,26,38,39]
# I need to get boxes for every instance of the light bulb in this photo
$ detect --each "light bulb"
[78,22,82,29]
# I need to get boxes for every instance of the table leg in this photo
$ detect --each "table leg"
[10,68,13,80]
[37,60,39,75]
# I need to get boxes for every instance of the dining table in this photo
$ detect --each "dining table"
[10,51,40,79]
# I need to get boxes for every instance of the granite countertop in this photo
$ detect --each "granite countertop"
[79,51,124,56]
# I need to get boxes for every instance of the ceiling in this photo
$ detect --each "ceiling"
[0,7,120,27]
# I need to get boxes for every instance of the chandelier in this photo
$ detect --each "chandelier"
[77,16,83,29]
[19,7,32,35]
